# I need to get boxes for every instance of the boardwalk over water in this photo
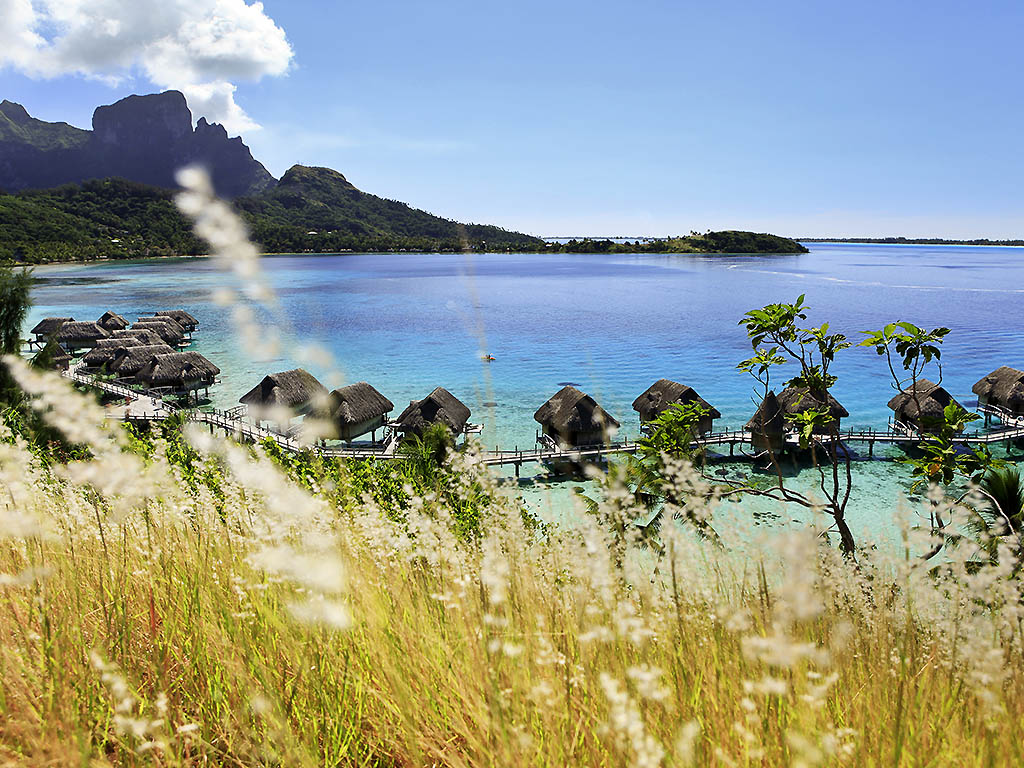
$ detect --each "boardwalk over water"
[65,365,1024,468]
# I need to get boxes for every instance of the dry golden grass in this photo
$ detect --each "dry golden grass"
[1,391,1024,767]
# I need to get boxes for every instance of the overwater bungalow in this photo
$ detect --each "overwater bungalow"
[154,310,199,333]
[887,378,965,434]
[534,385,620,448]
[54,321,110,351]
[82,337,146,371]
[776,386,849,435]
[632,379,721,435]
[29,317,73,347]
[239,369,329,423]
[111,328,165,346]
[96,311,130,332]
[395,387,471,438]
[135,351,220,399]
[745,390,785,453]
[324,382,394,441]
[132,318,186,346]
[108,344,177,379]
[49,349,71,372]
[972,366,1024,421]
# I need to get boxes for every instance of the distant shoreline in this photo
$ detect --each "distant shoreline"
[801,237,1024,247]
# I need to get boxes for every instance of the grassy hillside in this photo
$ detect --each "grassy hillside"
[0,179,203,262]
[0,100,89,151]
[235,165,544,251]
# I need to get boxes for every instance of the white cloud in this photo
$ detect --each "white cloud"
[0,0,293,133]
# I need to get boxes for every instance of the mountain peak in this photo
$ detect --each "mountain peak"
[93,91,193,146]
[0,91,274,197]
[0,100,31,123]
[280,165,353,186]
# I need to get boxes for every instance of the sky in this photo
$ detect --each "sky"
[0,0,1022,239]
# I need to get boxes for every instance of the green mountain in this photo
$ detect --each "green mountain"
[235,165,542,251]
[0,92,804,261]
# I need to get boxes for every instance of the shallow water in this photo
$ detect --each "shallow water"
[24,243,1024,537]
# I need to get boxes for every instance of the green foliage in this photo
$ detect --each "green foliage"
[900,404,998,489]
[637,401,709,465]
[979,466,1024,535]
[0,179,205,263]
[0,266,32,355]
[551,231,807,255]
[234,165,544,253]
[860,322,950,373]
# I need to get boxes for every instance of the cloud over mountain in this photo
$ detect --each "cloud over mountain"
[0,0,292,133]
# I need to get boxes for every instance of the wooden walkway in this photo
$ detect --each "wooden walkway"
[63,366,1024,468]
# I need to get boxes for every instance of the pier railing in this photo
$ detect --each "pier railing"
[64,366,1024,465]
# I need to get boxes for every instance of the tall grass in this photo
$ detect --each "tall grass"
[2,170,1023,765]
[2,364,1024,766]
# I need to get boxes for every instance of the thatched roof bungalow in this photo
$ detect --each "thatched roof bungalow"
[534,386,620,448]
[632,379,721,435]
[745,390,785,453]
[325,382,394,441]
[82,337,147,370]
[54,321,110,351]
[30,317,73,342]
[135,352,220,394]
[108,344,177,378]
[132,318,185,346]
[396,387,471,438]
[239,369,328,419]
[111,328,165,346]
[776,386,849,434]
[96,311,130,332]
[973,367,1024,418]
[49,349,71,372]
[888,378,965,433]
[154,310,198,332]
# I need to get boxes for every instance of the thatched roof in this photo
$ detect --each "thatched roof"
[534,386,621,433]
[49,350,71,370]
[54,321,110,343]
[972,366,1024,413]
[328,382,394,426]
[745,390,785,434]
[132,318,185,344]
[239,369,328,410]
[108,344,176,377]
[136,352,220,388]
[154,310,198,329]
[82,336,146,367]
[396,387,471,435]
[887,378,962,426]
[632,379,721,422]
[30,317,73,337]
[776,386,849,420]
[96,311,130,331]
[111,328,165,346]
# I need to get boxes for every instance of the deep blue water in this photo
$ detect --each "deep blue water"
[25,243,1024,452]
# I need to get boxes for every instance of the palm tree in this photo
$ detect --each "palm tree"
[968,467,1024,564]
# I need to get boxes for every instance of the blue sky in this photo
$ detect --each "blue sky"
[1,0,1022,238]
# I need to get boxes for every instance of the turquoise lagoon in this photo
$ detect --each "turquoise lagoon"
[24,243,1024,539]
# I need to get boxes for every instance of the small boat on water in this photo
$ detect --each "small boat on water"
[482,354,496,362]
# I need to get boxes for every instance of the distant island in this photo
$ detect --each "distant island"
[0,91,806,263]
[547,232,808,254]
[803,236,1024,247]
